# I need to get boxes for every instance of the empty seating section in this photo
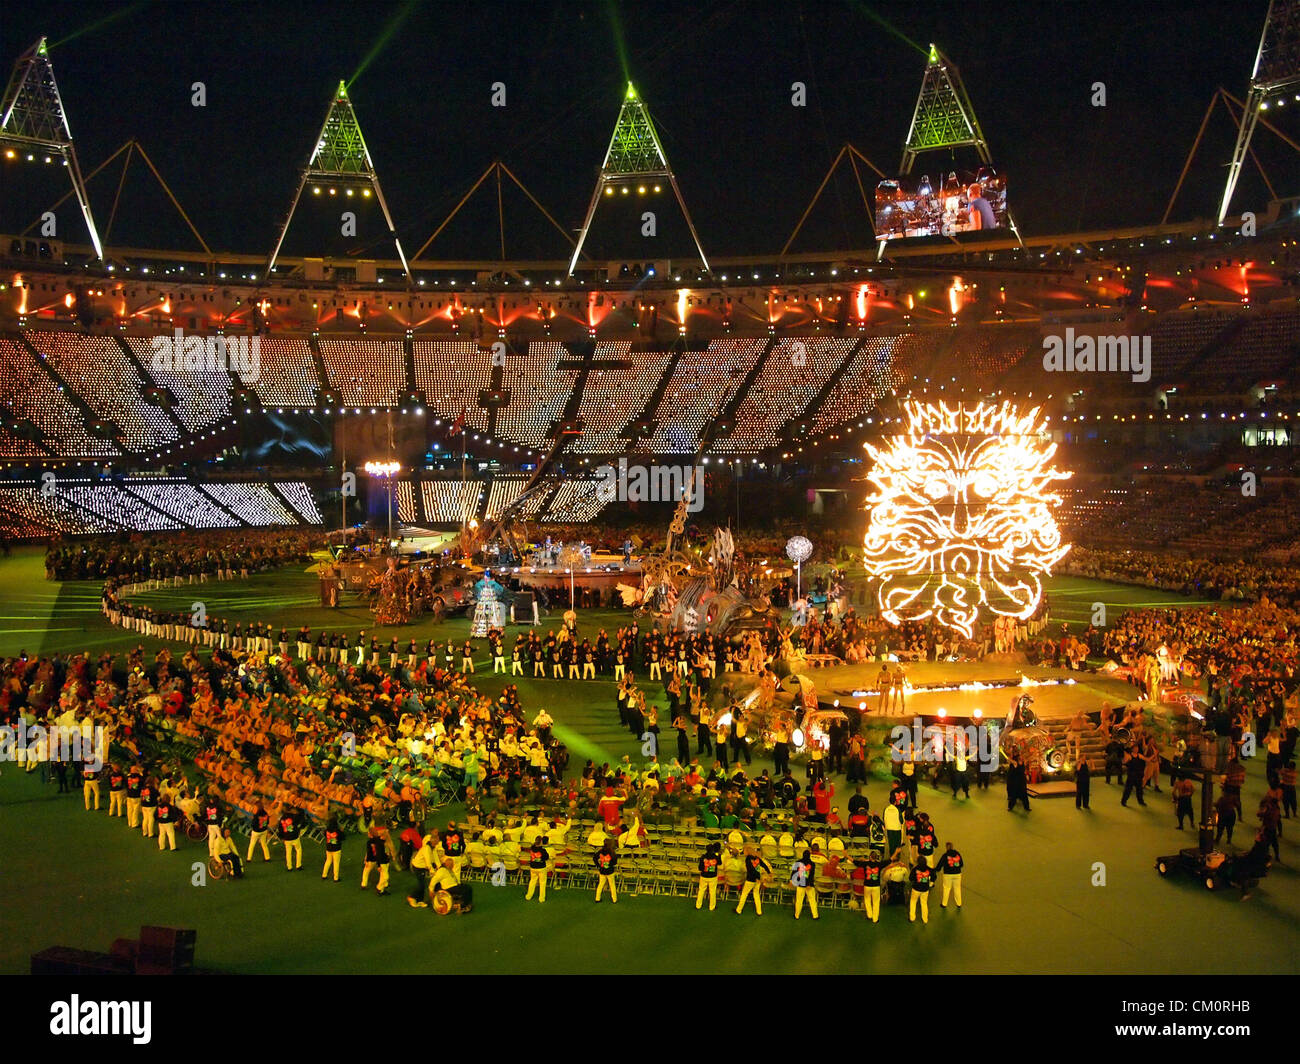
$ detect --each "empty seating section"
[124,336,232,432]
[646,340,767,454]
[810,335,900,435]
[412,341,492,431]
[1058,480,1292,555]
[274,482,323,524]
[62,485,182,531]
[26,331,179,450]
[201,483,298,526]
[127,482,239,528]
[420,480,483,523]
[1149,312,1237,377]
[319,339,405,406]
[543,479,608,522]
[0,337,117,457]
[573,343,671,453]
[247,337,319,406]
[486,475,528,520]
[1200,309,1300,388]
[715,338,853,453]
[395,481,417,524]
[497,342,580,449]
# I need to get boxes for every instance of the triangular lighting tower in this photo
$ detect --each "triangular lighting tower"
[567,81,709,276]
[266,80,411,282]
[0,37,104,260]
[1219,0,1300,223]
[881,44,1020,255]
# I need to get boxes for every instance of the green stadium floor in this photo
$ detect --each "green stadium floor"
[1,547,1295,975]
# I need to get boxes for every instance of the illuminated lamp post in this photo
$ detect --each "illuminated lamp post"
[364,460,401,544]
[786,535,813,601]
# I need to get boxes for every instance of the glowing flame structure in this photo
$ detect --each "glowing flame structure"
[862,400,1071,638]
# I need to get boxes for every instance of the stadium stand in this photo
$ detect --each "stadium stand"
[645,339,767,454]
[246,336,320,407]
[0,336,118,457]
[496,341,581,449]
[318,339,406,406]
[124,335,233,432]
[412,340,493,431]
[25,331,179,451]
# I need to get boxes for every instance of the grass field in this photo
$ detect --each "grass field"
[1,548,1294,975]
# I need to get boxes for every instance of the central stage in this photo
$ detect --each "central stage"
[804,658,1197,723]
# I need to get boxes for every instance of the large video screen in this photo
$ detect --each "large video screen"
[875,172,1008,240]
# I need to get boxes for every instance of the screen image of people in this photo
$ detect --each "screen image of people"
[875,171,1008,240]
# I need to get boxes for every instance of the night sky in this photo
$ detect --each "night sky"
[1,1,1287,261]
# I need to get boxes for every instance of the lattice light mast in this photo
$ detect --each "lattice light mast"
[1219,0,1300,224]
[882,44,1021,256]
[266,80,411,283]
[0,37,104,261]
[567,81,709,277]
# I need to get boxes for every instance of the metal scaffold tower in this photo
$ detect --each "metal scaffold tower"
[0,37,104,260]
[266,80,411,283]
[567,81,709,276]
[1219,0,1300,224]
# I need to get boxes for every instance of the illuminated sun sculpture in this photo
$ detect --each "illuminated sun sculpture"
[862,400,1072,639]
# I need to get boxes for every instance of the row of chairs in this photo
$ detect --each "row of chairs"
[460,859,866,910]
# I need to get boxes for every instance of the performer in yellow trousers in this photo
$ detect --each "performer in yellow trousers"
[82,765,101,811]
[908,860,935,923]
[525,842,549,902]
[735,848,771,915]
[155,798,177,851]
[939,843,964,908]
[278,808,303,870]
[860,851,884,923]
[321,820,343,881]
[696,843,721,910]
[594,842,618,903]
[139,782,157,838]
[246,807,272,862]
[107,767,126,817]
[125,769,143,827]
[791,850,819,920]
